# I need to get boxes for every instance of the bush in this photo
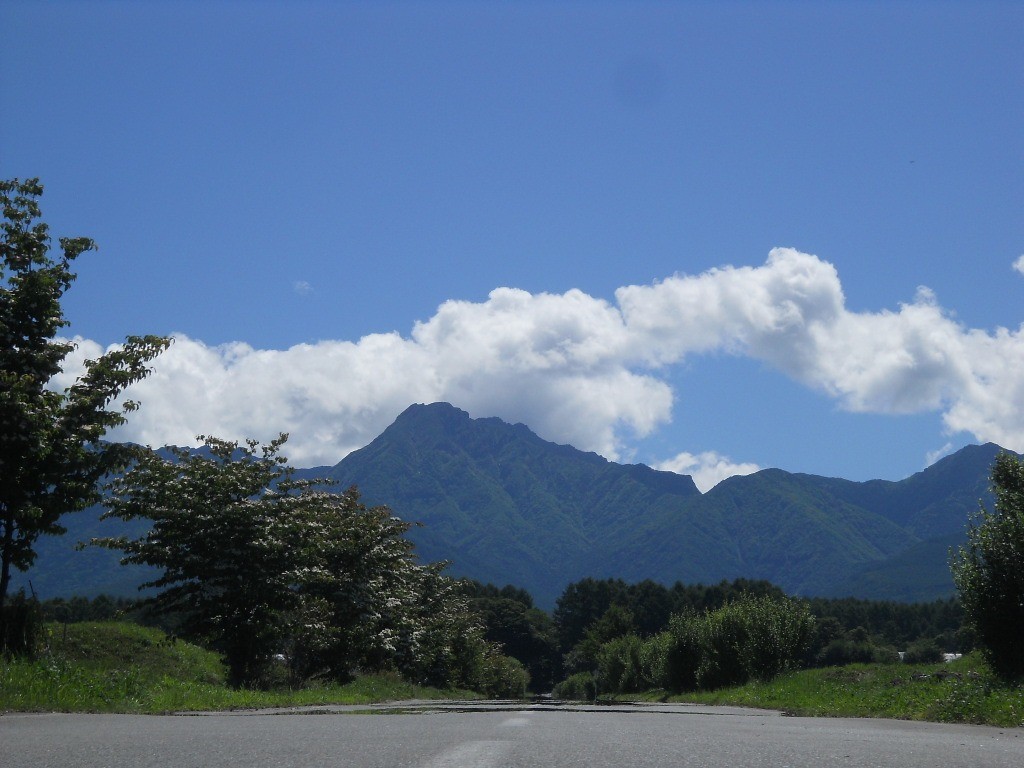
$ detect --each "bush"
[660,611,705,691]
[654,595,815,692]
[596,634,646,693]
[737,594,816,681]
[902,638,943,665]
[816,638,898,667]
[477,649,530,699]
[553,671,596,700]
[639,631,673,689]
[693,602,747,690]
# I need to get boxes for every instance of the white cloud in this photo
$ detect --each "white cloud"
[654,451,762,492]
[293,280,313,295]
[1014,255,1024,276]
[54,248,1024,467]
[58,287,669,466]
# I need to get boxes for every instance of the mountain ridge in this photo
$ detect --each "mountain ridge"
[314,403,1008,606]
[14,402,1011,608]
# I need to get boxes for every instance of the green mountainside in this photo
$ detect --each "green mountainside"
[13,402,1009,608]
[321,403,702,606]
[319,404,1004,606]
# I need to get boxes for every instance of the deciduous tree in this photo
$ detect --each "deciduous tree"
[94,435,511,691]
[94,435,318,686]
[0,178,168,609]
[951,452,1024,681]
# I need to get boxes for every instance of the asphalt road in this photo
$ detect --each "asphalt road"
[3,700,1022,768]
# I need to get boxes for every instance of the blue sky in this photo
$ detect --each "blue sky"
[3,1,1022,489]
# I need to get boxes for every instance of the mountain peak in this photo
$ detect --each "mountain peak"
[395,401,471,424]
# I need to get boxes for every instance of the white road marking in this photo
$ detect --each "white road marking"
[422,740,512,768]
[499,717,530,727]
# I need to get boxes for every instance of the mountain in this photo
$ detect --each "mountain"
[319,403,702,607]
[317,405,1007,605]
[12,403,1009,608]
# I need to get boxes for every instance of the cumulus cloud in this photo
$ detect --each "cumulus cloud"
[654,452,762,493]
[293,280,313,295]
[55,248,1024,476]
[57,287,670,467]
[1014,255,1024,276]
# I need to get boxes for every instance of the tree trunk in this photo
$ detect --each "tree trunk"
[0,515,15,611]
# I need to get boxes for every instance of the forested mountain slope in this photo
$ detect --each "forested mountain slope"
[15,402,1009,608]
[319,403,1005,606]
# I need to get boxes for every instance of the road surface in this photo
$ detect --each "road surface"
[3,699,1022,767]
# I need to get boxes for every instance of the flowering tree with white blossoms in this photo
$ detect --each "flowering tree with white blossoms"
[93,435,524,693]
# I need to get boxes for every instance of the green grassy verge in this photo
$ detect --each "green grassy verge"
[647,654,1023,727]
[1,622,475,714]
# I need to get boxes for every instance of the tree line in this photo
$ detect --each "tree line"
[464,576,979,694]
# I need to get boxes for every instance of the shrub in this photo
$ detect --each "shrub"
[596,634,646,693]
[731,594,815,682]
[639,631,673,689]
[660,612,704,691]
[655,595,815,691]
[816,638,898,667]
[477,649,530,699]
[553,671,596,700]
[902,638,943,665]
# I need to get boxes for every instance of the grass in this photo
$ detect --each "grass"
[645,654,1024,727]
[0,621,476,714]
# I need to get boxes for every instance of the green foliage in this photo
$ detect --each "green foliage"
[376,564,495,692]
[462,580,534,608]
[804,595,965,650]
[553,577,786,656]
[94,435,321,686]
[464,581,561,691]
[814,637,899,667]
[551,576,973,692]
[638,631,672,689]
[656,614,704,690]
[902,638,943,665]
[42,621,225,684]
[0,621,478,713]
[952,452,1024,681]
[596,633,646,693]
[552,671,596,701]
[672,653,1024,728]
[40,594,136,624]
[0,178,169,610]
[475,647,530,699]
[553,578,627,651]
[646,595,815,693]
[564,604,636,674]
[93,435,503,693]
[289,482,425,682]
[563,594,815,696]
